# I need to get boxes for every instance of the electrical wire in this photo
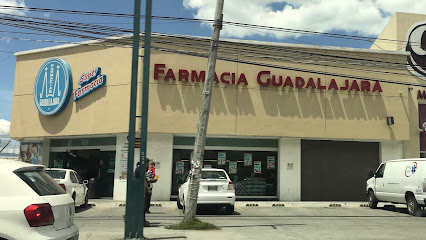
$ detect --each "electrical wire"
[0,4,421,46]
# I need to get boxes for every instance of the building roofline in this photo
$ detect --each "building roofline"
[14,32,408,57]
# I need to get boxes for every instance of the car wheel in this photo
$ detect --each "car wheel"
[368,190,378,209]
[72,192,76,207]
[177,197,183,209]
[83,193,89,208]
[182,196,185,213]
[407,195,421,216]
[225,205,234,215]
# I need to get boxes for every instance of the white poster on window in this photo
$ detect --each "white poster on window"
[229,161,237,174]
[267,156,276,170]
[244,153,252,166]
[176,161,184,174]
[254,161,262,174]
[19,142,42,165]
[218,152,226,165]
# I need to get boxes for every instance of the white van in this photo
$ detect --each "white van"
[366,158,426,216]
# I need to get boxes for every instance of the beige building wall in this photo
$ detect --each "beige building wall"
[370,12,426,51]
[9,31,423,159]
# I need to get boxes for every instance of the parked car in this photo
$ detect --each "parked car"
[0,159,79,240]
[177,168,236,214]
[45,168,89,208]
[366,158,426,216]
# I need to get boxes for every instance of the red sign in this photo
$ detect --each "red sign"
[154,63,382,92]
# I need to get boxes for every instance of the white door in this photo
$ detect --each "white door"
[70,171,84,204]
[374,163,387,201]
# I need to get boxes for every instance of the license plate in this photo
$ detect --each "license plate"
[208,186,218,191]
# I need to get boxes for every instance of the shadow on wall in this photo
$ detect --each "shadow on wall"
[259,87,387,121]
[156,82,389,122]
[75,84,108,112]
[156,82,256,116]
[39,97,73,134]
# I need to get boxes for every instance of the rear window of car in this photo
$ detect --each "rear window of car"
[201,171,227,180]
[45,170,66,179]
[16,171,66,196]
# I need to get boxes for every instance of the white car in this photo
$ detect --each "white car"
[177,168,236,214]
[366,158,426,216]
[0,159,79,240]
[45,169,89,208]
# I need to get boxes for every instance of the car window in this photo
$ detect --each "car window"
[70,172,78,183]
[16,170,66,196]
[376,164,386,178]
[74,172,83,184]
[45,170,66,179]
[201,171,227,180]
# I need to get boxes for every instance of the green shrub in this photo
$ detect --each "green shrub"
[165,218,220,230]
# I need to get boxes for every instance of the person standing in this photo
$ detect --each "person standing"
[145,159,157,213]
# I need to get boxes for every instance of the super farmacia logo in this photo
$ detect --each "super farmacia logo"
[33,58,72,115]
[406,21,426,81]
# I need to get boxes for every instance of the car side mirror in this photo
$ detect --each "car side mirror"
[83,180,89,185]
[368,170,375,178]
[177,179,183,184]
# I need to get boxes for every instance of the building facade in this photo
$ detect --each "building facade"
[10,13,426,201]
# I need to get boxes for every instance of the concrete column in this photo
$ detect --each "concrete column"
[147,133,173,201]
[278,138,301,201]
[380,141,403,163]
[42,139,50,167]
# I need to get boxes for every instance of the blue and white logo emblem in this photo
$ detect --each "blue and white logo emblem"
[34,58,72,115]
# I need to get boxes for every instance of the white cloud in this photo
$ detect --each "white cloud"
[183,0,426,38]
[0,119,10,134]
[0,0,26,16]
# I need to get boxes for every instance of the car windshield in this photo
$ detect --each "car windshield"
[45,170,66,179]
[201,170,227,180]
[16,170,66,196]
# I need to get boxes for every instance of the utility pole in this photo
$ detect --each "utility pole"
[183,0,224,221]
[124,0,143,238]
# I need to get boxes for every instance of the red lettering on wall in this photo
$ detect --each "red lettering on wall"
[328,79,338,90]
[305,78,316,89]
[154,64,165,80]
[360,81,370,92]
[179,69,189,82]
[257,71,271,86]
[221,72,230,84]
[295,77,305,88]
[165,69,176,81]
[372,81,383,92]
[340,80,349,90]
[214,73,220,83]
[418,90,426,99]
[272,75,282,87]
[231,73,236,85]
[237,74,248,85]
[317,78,326,89]
[283,76,294,88]
[191,70,205,82]
[349,80,360,91]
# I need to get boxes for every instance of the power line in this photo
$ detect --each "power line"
[0,4,420,46]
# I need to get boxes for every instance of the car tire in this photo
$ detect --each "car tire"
[72,192,76,207]
[177,197,183,209]
[83,193,89,208]
[368,190,378,209]
[225,205,234,215]
[407,195,421,216]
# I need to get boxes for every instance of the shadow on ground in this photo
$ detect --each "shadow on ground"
[75,204,94,213]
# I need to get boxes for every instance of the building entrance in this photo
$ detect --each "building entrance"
[50,149,115,198]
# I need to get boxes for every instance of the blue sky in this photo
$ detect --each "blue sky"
[1,0,426,124]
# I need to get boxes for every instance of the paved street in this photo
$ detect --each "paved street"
[75,202,426,240]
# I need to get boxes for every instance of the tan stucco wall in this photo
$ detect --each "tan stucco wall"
[370,12,426,51]
[9,34,421,159]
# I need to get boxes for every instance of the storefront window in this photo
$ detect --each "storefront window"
[171,149,278,198]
